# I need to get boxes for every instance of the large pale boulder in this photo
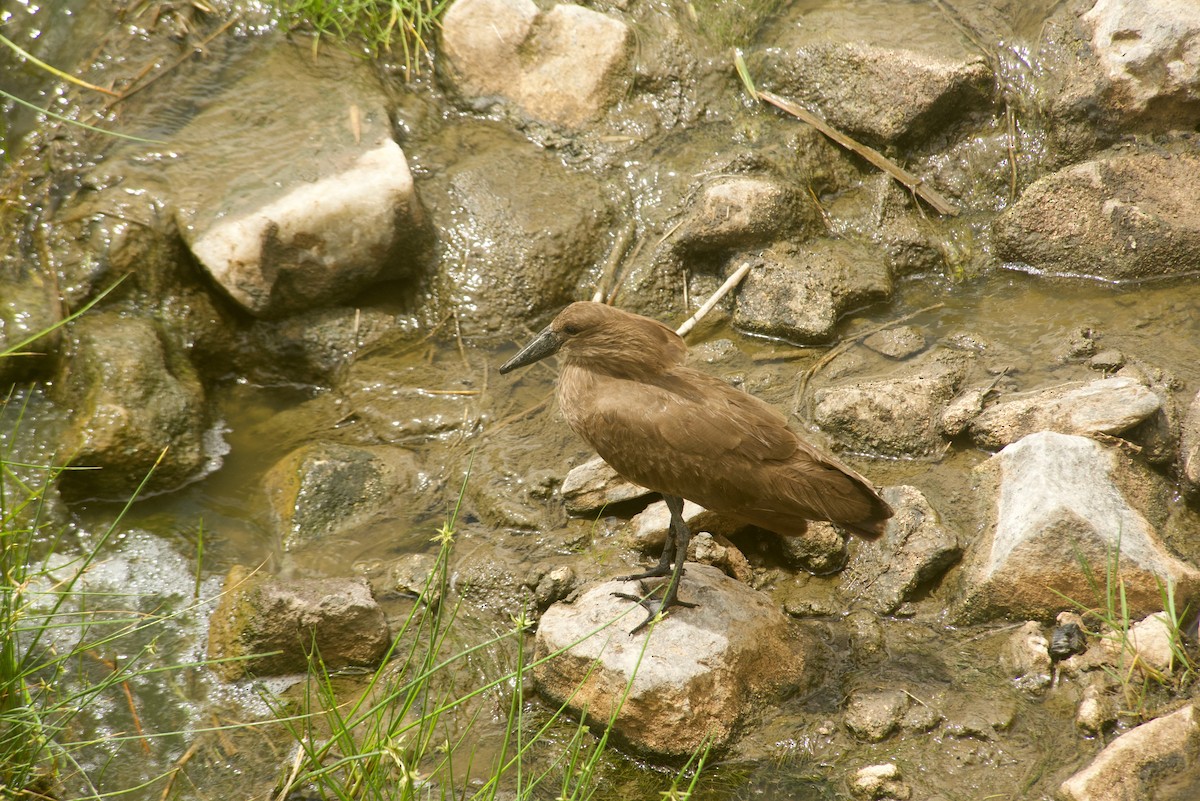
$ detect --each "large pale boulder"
[534,565,819,757]
[955,432,1200,622]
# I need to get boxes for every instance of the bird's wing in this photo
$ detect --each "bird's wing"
[592,367,798,463]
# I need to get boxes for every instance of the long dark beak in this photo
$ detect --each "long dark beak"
[499,327,564,374]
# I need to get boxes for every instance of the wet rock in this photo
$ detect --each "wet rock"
[1059,704,1200,801]
[533,564,818,757]
[968,376,1162,450]
[247,307,399,385]
[0,275,61,382]
[845,609,887,660]
[561,455,652,516]
[441,0,632,128]
[1181,390,1200,490]
[389,552,442,603]
[863,326,926,360]
[993,154,1200,281]
[812,348,972,457]
[779,521,849,575]
[263,442,422,551]
[207,566,390,681]
[759,43,992,147]
[434,132,611,337]
[1128,611,1178,675]
[1050,615,1089,661]
[900,701,943,734]
[1088,348,1126,372]
[850,763,911,801]
[733,240,891,345]
[939,386,990,437]
[841,486,961,614]
[172,47,426,318]
[534,565,576,610]
[674,176,816,254]
[689,532,754,584]
[1081,0,1200,130]
[450,538,542,619]
[1000,621,1052,693]
[844,689,909,742]
[1076,674,1119,735]
[54,312,207,497]
[339,357,482,444]
[955,432,1200,623]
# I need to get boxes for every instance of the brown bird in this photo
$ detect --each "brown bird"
[499,301,893,629]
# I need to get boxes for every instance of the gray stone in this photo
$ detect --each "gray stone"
[759,42,993,146]
[55,312,207,497]
[533,564,818,757]
[969,376,1162,450]
[688,532,754,584]
[841,486,961,614]
[207,567,390,681]
[561,455,652,516]
[1082,0,1200,129]
[993,154,1200,281]
[390,552,442,603]
[844,689,909,742]
[1060,704,1200,801]
[955,432,1200,623]
[441,0,632,128]
[263,442,422,551]
[813,348,972,457]
[248,307,399,385]
[171,47,426,317]
[733,240,891,345]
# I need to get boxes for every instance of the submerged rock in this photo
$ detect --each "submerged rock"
[993,153,1200,281]
[263,442,423,552]
[441,0,632,128]
[207,567,390,681]
[968,375,1162,449]
[1059,704,1200,801]
[533,564,818,757]
[955,432,1200,623]
[54,312,207,497]
[844,689,909,742]
[733,240,892,345]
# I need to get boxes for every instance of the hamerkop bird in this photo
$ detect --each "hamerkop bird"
[499,301,893,629]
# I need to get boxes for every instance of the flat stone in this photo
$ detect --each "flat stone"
[955,432,1200,623]
[969,376,1162,449]
[1060,704,1200,801]
[533,564,818,757]
[863,325,926,360]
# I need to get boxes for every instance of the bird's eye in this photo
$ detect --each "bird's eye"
[562,324,581,336]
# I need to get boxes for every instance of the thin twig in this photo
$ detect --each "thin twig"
[757,90,959,217]
[592,218,637,303]
[107,14,239,107]
[675,261,753,338]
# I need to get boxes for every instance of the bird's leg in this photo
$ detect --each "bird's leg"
[615,494,697,633]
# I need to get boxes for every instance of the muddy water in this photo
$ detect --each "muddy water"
[8,0,1200,798]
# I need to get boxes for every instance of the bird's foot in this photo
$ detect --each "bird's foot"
[616,564,674,581]
[613,580,698,634]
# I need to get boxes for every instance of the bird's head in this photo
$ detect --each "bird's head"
[499,302,686,378]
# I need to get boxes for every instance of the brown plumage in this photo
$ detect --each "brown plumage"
[500,301,893,628]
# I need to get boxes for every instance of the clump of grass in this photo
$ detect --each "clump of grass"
[279,0,451,75]
[266,485,711,800]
